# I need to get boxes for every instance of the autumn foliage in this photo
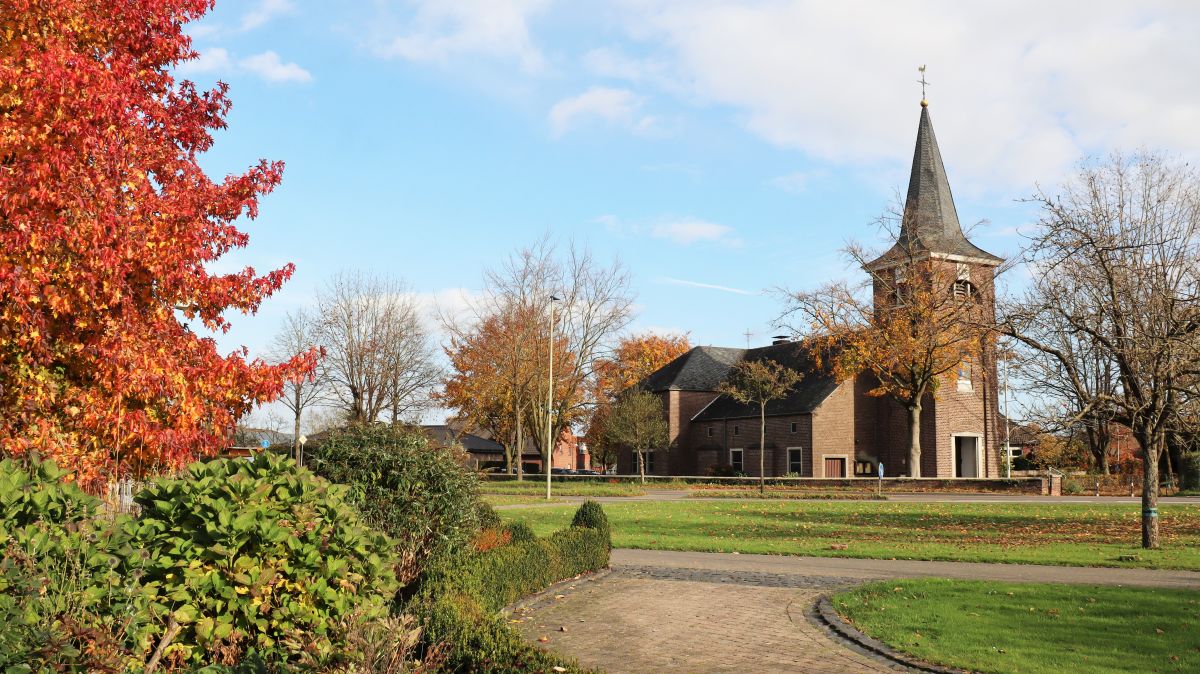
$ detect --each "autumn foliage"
[783,257,991,477]
[586,333,690,468]
[440,303,579,469]
[0,1,312,486]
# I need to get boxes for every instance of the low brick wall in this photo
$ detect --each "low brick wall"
[690,478,1047,495]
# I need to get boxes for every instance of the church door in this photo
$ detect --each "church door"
[954,436,979,478]
[824,457,846,478]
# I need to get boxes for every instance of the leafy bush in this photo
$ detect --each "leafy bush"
[309,424,483,581]
[0,456,100,528]
[0,458,140,672]
[126,454,399,669]
[412,502,611,673]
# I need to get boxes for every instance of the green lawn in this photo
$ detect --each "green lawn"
[479,480,646,497]
[499,500,1200,569]
[832,579,1200,674]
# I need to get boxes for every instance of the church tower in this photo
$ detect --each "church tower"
[865,98,1004,478]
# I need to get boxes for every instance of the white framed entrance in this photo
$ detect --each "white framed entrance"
[951,433,984,478]
[821,453,851,478]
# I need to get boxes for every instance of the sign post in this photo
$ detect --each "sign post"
[877,462,884,497]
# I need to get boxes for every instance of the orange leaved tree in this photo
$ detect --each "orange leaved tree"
[0,0,314,486]
[586,333,690,470]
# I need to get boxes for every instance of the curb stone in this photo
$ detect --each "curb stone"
[503,568,613,617]
[814,595,972,674]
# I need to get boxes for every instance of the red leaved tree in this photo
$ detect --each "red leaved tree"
[0,0,314,486]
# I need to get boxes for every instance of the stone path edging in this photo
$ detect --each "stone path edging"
[503,567,613,617]
[813,595,969,674]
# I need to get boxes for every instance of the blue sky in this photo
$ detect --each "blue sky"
[183,1,1200,416]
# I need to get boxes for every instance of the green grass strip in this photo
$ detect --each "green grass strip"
[831,579,1200,674]
[499,500,1200,569]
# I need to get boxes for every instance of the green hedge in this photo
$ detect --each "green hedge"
[308,424,484,583]
[1181,452,1200,491]
[413,501,611,673]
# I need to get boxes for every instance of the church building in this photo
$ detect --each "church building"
[623,100,1003,479]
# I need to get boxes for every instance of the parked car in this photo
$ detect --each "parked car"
[550,468,576,475]
[574,469,601,476]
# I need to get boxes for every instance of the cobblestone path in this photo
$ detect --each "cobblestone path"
[511,566,904,673]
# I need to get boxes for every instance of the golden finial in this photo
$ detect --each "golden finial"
[918,65,929,106]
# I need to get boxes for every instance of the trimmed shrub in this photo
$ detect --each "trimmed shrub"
[126,454,399,669]
[476,500,503,531]
[309,424,483,580]
[506,521,537,544]
[570,499,610,545]
[412,503,611,673]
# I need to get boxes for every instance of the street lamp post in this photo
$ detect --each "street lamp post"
[546,295,561,501]
[1002,344,1011,478]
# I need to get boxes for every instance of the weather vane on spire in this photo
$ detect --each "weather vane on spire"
[917,65,929,105]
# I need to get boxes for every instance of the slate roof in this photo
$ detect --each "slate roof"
[642,341,842,420]
[868,102,1002,268]
[423,425,506,453]
[642,345,746,392]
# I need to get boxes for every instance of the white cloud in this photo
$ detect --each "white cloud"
[593,214,739,246]
[376,0,552,73]
[549,86,652,137]
[177,48,311,84]
[651,219,738,246]
[178,47,231,74]
[608,1,1200,192]
[657,277,755,296]
[240,51,313,84]
[241,0,294,31]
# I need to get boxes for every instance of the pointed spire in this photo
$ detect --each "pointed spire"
[869,102,1002,268]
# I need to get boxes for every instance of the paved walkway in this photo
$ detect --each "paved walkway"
[511,549,1200,674]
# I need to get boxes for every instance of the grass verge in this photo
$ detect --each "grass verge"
[831,579,1200,674]
[499,500,1200,569]
[480,480,646,497]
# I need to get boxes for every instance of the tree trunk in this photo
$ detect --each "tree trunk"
[516,414,524,481]
[759,401,767,495]
[907,403,922,478]
[291,383,302,462]
[1140,431,1160,549]
[292,407,302,463]
[637,449,645,484]
[1088,422,1112,475]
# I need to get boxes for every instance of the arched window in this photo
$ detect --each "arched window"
[952,279,976,300]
